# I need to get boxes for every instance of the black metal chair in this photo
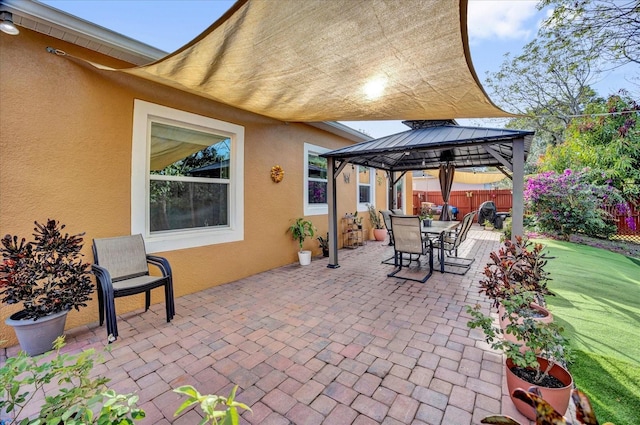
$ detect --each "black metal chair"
[387,215,434,283]
[433,211,476,275]
[92,234,175,342]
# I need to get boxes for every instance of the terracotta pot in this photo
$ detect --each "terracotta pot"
[498,303,553,345]
[505,357,573,421]
[373,228,387,242]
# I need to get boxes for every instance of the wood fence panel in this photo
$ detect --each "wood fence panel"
[413,189,513,219]
[413,190,640,243]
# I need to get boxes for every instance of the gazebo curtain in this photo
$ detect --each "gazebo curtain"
[439,163,455,221]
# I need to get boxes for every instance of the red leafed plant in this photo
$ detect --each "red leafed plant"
[479,236,554,308]
[0,219,94,320]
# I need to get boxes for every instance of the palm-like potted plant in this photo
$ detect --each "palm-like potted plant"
[317,233,329,257]
[367,204,386,241]
[287,218,315,265]
[1,219,94,355]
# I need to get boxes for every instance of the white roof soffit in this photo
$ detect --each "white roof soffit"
[1,0,165,65]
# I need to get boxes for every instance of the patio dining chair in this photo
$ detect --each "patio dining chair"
[387,215,434,283]
[92,234,175,342]
[432,211,476,275]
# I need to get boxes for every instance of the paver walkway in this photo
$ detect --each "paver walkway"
[2,226,532,424]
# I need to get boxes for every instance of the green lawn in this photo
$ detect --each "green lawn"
[535,239,640,425]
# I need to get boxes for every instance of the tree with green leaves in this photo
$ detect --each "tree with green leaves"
[539,92,640,202]
[484,35,600,164]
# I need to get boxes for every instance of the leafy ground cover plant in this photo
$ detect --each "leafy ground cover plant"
[0,336,144,424]
[174,385,251,425]
[0,220,93,320]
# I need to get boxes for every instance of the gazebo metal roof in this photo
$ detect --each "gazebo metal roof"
[322,123,534,172]
[321,121,534,269]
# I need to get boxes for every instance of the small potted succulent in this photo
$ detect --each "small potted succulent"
[287,218,315,265]
[1,219,94,355]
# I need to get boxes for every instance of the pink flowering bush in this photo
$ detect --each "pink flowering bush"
[524,169,632,240]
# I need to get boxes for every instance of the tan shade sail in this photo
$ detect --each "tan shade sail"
[150,122,229,171]
[122,0,512,122]
[424,169,507,184]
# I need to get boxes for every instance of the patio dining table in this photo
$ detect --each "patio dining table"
[422,220,459,273]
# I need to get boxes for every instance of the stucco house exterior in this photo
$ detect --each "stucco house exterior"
[0,1,406,347]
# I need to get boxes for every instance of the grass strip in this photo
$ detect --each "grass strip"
[533,238,640,425]
[569,350,640,425]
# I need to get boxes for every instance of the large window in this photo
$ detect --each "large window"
[304,143,330,216]
[132,100,244,252]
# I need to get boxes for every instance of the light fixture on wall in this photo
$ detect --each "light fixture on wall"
[0,11,20,35]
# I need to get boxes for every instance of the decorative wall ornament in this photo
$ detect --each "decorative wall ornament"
[343,173,350,183]
[270,165,284,183]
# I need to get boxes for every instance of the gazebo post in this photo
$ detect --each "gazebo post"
[327,157,340,268]
[511,137,525,240]
[386,170,394,210]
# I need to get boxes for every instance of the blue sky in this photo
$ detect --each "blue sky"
[41,0,635,138]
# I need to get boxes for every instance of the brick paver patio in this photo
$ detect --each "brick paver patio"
[2,225,532,424]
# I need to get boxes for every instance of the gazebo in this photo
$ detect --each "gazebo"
[321,120,534,268]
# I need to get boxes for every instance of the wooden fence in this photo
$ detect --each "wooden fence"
[413,189,640,244]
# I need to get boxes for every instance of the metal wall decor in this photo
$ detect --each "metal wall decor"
[270,165,284,183]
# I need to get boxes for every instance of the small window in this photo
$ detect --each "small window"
[357,166,376,210]
[132,100,244,252]
[304,143,330,216]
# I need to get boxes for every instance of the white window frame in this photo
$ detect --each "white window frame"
[132,99,244,253]
[304,143,330,216]
[357,166,376,211]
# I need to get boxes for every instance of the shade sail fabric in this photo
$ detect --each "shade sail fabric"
[424,169,507,184]
[121,0,512,122]
[438,164,455,221]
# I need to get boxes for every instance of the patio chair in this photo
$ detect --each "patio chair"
[379,209,394,246]
[387,215,434,283]
[432,211,476,275]
[92,234,175,342]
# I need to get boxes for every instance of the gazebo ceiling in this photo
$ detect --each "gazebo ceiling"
[119,0,513,122]
[322,124,534,172]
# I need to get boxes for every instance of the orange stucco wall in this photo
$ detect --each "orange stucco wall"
[0,29,397,348]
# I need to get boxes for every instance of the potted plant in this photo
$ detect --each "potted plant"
[480,236,554,309]
[1,219,94,356]
[287,218,315,265]
[317,233,330,257]
[483,219,495,230]
[482,387,605,425]
[467,302,573,421]
[353,211,363,229]
[367,204,386,241]
[419,204,434,227]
